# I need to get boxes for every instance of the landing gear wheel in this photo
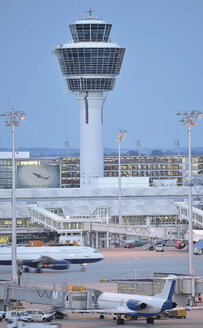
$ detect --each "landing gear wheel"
[146,317,154,324]
[36,267,42,273]
[81,264,87,271]
[117,317,125,325]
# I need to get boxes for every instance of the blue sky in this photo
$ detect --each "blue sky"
[0,0,203,150]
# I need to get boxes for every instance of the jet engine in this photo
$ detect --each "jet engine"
[127,299,147,311]
[47,260,70,270]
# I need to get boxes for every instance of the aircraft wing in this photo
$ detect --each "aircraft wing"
[168,305,203,311]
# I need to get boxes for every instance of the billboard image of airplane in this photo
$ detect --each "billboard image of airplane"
[17,165,60,188]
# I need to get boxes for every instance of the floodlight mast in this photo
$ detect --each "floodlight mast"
[135,139,141,157]
[0,108,25,283]
[176,110,202,275]
[116,129,126,229]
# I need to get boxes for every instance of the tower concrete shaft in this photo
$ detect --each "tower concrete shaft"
[77,91,106,185]
[53,12,125,186]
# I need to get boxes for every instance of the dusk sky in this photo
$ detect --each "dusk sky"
[0,0,203,151]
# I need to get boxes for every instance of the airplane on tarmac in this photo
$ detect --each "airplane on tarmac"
[71,275,177,325]
[0,245,104,273]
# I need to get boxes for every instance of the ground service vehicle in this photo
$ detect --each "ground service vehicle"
[25,309,52,322]
[5,311,33,323]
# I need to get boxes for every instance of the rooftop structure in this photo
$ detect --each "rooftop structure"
[53,11,125,186]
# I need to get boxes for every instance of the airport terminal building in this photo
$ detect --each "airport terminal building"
[0,186,203,247]
[0,152,203,189]
[0,152,203,247]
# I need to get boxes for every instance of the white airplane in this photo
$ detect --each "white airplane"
[72,275,177,325]
[0,245,104,273]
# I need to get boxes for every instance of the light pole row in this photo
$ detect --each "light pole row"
[1,108,25,283]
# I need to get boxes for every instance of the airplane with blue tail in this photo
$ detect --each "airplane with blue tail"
[71,274,177,325]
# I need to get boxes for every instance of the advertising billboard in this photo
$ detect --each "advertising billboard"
[17,165,60,188]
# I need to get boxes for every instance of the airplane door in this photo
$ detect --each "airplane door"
[65,294,70,309]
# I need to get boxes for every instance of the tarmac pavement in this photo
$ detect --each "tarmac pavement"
[1,247,203,327]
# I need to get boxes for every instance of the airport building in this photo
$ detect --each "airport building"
[0,153,203,246]
[0,153,203,189]
[0,186,203,247]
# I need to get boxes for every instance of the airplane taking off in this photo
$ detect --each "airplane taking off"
[73,275,177,325]
[0,245,104,273]
[33,173,50,180]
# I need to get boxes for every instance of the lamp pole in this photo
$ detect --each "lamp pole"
[116,129,126,227]
[64,140,70,157]
[135,139,141,157]
[1,108,25,283]
[176,110,202,275]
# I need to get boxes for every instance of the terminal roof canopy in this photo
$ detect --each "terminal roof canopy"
[0,202,30,218]
[37,198,178,217]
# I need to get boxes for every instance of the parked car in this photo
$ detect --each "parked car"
[124,241,143,248]
[5,311,33,323]
[148,245,154,251]
[156,244,164,252]
[24,309,52,322]
[194,247,203,255]
[174,240,185,249]
[124,243,135,248]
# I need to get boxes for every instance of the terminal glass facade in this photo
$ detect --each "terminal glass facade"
[0,155,203,189]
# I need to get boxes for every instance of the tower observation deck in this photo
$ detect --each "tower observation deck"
[53,12,125,187]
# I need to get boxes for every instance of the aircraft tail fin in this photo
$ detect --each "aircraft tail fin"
[154,275,177,300]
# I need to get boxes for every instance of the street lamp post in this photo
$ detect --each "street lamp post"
[116,129,127,227]
[176,110,202,275]
[1,108,25,283]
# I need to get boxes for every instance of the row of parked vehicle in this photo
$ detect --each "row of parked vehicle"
[0,308,65,323]
[123,241,144,248]
[123,239,176,250]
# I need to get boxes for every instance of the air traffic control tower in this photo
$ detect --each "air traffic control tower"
[53,11,125,186]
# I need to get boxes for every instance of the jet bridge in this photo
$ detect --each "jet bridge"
[0,281,100,311]
[28,205,187,245]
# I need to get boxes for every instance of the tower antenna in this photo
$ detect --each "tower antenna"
[85,9,95,17]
